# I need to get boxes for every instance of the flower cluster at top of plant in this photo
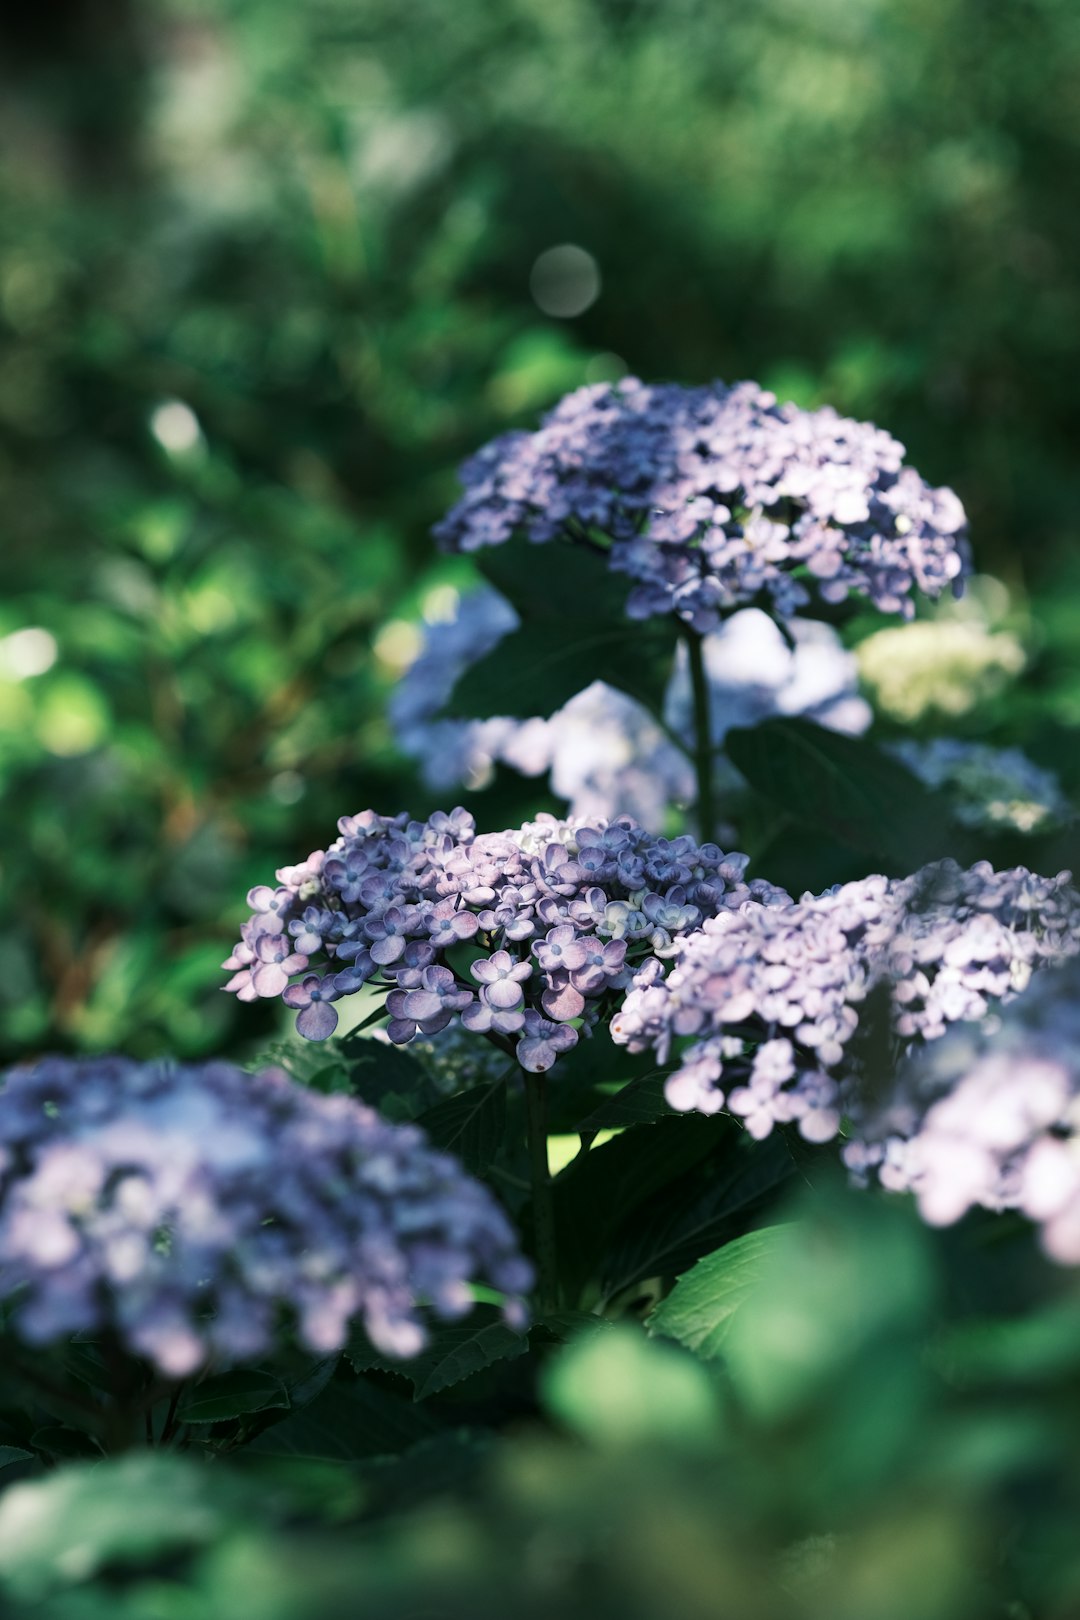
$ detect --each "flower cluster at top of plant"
[223,809,791,1071]
[0,1057,531,1376]
[612,860,1080,1147]
[434,377,969,628]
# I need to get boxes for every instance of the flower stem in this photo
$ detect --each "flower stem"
[523,1070,559,1312]
[684,628,716,844]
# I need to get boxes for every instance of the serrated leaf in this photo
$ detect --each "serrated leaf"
[347,1306,528,1399]
[338,1038,436,1115]
[415,1078,507,1172]
[598,1126,799,1302]
[726,717,971,869]
[648,1227,789,1358]
[179,1369,289,1425]
[449,538,678,721]
[247,1373,440,1461]
[574,1072,672,1134]
[551,1116,728,1301]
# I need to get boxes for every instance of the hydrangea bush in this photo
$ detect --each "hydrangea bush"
[5,376,1080,1620]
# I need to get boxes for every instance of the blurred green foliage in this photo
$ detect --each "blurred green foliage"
[3,0,1080,1062]
[5,1184,1080,1619]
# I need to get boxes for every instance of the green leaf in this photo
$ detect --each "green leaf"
[348,1307,527,1400]
[726,717,971,869]
[0,1454,243,1595]
[179,1369,289,1425]
[598,1125,799,1302]
[543,1325,722,1448]
[648,1227,790,1358]
[0,1446,32,1470]
[551,1116,729,1301]
[29,1426,102,1461]
[247,1373,440,1461]
[574,1072,673,1135]
[449,537,678,721]
[415,1078,507,1172]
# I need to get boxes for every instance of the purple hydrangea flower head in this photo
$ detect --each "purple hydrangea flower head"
[0,1056,532,1376]
[613,860,1080,1141]
[226,807,779,1074]
[845,960,1080,1261]
[435,379,970,631]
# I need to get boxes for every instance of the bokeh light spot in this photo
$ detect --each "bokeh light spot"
[530,245,601,319]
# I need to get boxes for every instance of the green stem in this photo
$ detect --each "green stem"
[684,628,716,844]
[524,1070,559,1312]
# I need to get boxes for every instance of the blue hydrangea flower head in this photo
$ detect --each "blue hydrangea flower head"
[0,1056,531,1376]
[435,379,970,630]
[613,860,1080,1142]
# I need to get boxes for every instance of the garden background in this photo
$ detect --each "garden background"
[3,3,1080,1616]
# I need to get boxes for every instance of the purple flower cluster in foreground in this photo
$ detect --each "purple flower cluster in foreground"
[0,1057,531,1376]
[224,809,789,1072]
[434,379,969,630]
[846,962,1080,1262]
[612,861,1080,1145]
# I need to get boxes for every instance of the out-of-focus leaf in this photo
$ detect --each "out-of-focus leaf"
[543,1324,722,1448]
[347,1306,527,1400]
[0,1454,243,1595]
[247,1374,440,1462]
[179,1370,289,1425]
[0,1446,32,1470]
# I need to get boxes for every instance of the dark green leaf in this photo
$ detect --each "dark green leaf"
[29,1427,101,1461]
[726,718,972,869]
[179,1369,289,1425]
[0,1446,33,1470]
[599,1126,799,1302]
[348,1307,528,1400]
[648,1227,790,1358]
[450,537,678,721]
[551,1116,729,1301]
[415,1078,507,1172]
[247,1373,440,1461]
[574,1072,673,1134]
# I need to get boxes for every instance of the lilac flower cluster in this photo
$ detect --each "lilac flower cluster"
[845,962,1080,1261]
[224,808,789,1072]
[434,379,969,629]
[0,1057,531,1376]
[612,861,1080,1144]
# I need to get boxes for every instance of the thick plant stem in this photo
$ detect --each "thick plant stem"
[524,1070,559,1313]
[684,628,717,845]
